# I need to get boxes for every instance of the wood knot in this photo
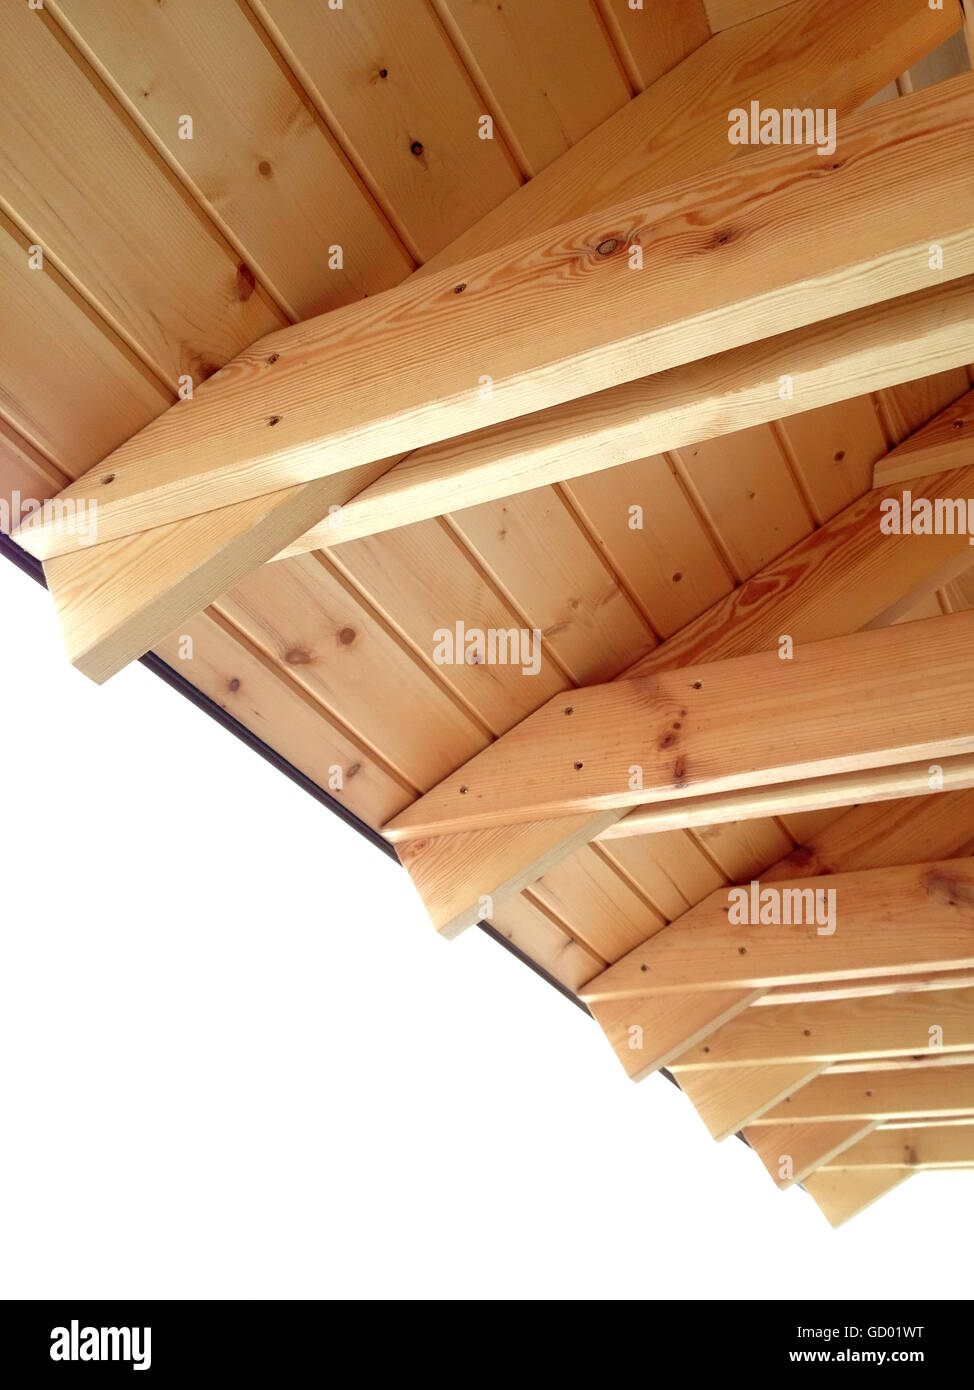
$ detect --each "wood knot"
[285,647,313,665]
[227,677,240,692]
[596,237,620,256]
[257,160,273,178]
[922,868,974,909]
[338,626,356,646]
[236,263,256,300]
[410,140,424,157]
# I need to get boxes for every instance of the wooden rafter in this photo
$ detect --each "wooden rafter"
[25,0,967,683]
[821,1125,974,1168]
[20,72,974,557]
[752,1064,974,1122]
[802,1169,910,1227]
[386,610,974,839]
[672,987,974,1068]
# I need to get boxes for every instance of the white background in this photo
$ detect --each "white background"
[1,557,970,1300]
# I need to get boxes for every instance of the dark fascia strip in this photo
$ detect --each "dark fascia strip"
[0,530,590,1016]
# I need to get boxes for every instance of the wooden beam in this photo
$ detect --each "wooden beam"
[600,752,974,842]
[49,275,974,684]
[587,787,974,1080]
[589,988,764,1080]
[32,0,968,682]
[673,988,974,1068]
[823,1125,974,1167]
[744,1120,880,1188]
[803,1169,910,1227]
[873,388,974,487]
[752,1064,974,1122]
[398,460,974,935]
[386,610,974,839]
[17,71,974,555]
[672,1063,824,1140]
[276,280,974,561]
[579,857,974,1001]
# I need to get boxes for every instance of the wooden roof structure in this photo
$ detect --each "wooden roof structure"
[5,0,974,1229]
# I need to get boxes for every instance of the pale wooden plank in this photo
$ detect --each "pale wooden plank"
[671,426,813,582]
[447,488,654,686]
[0,214,171,476]
[29,72,974,550]
[744,1120,880,1188]
[326,519,567,737]
[877,368,972,448]
[673,1062,824,1141]
[822,1125,974,1169]
[674,988,974,1068]
[756,1065,974,1122]
[600,830,726,921]
[279,278,974,561]
[873,388,974,486]
[488,893,605,992]
[385,611,974,838]
[599,754,974,843]
[437,0,963,267]
[528,845,666,963]
[252,0,522,261]
[589,988,763,1079]
[803,1169,910,1227]
[579,857,974,1001]
[431,0,630,177]
[215,553,491,792]
[777,395,887,523]
[0,417,70,531]
[51,0,413,318]
[764,787,974,882]
[594,0,710,91]
[0,1,281,384]
[152,611,413,830]
[562,453,733,640]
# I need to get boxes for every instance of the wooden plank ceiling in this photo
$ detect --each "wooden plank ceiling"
[4,0,974,1228]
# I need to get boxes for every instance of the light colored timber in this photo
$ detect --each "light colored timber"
[671,1062,824,1141]
[579,857,974,1001]
[673,987,974,1068]
[760,970,974,1007]
[589,988,764,1081]
[397,459,974,935]
[17,72,974,555]
[583,785,974,1081]
[598,751,974,842]
[873,388,974,487]
[803,1170,910,1228]
[46,275,974,685]
[744,1120,880,1189]
[824,1127,974,1168]
[752,1065,974,1122]
[32,0,968,682]
[276,279,974,561]
[827,1053,974,1075]
[385,610,974,839]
